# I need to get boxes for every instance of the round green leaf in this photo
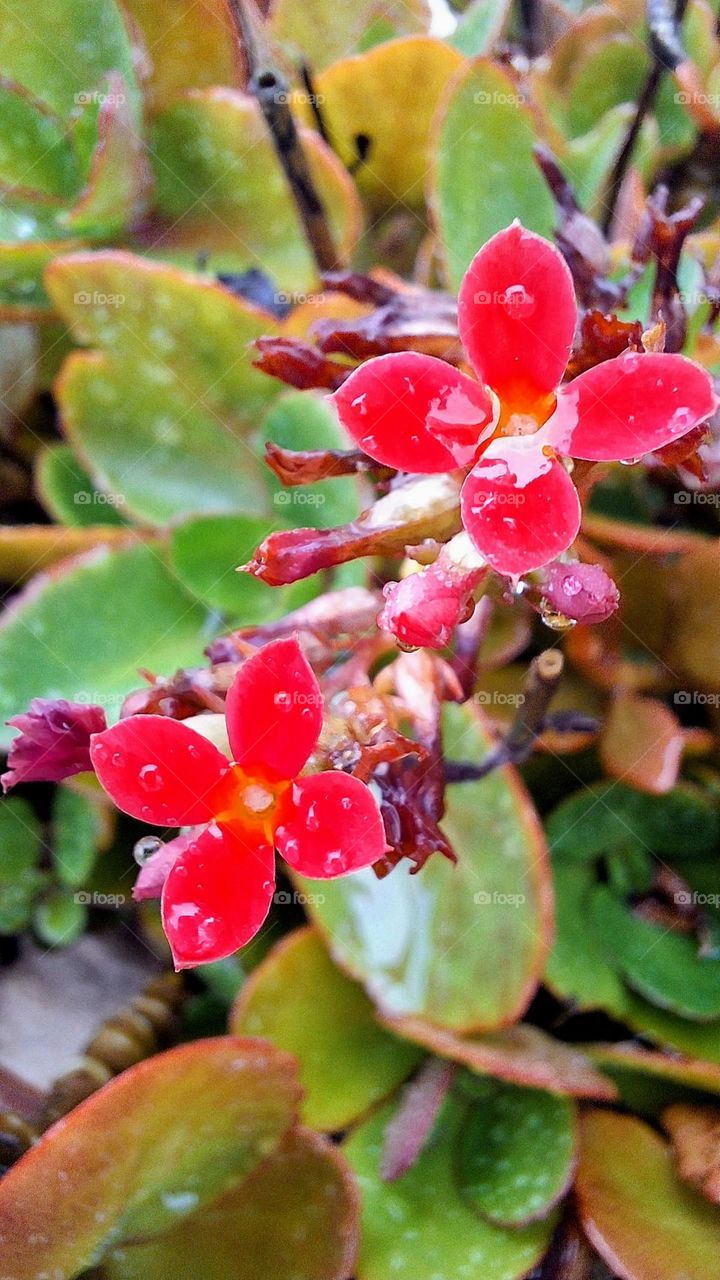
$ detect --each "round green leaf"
[299,702,552,1032]
[0,1038,301,1277]
[149,90,361,292]
[104,1127,359,1280]
[33,889,87,947]
[344,1097,555,1280]
[546,781,720,862]
[231,928,423,1131]
[591,887,720,1022]
[52,784,105,889]
[431,59,555,289]
[0,0,140,122]
[0,797,45,934]
[261,390,361,531]
[577,1111,720,1280]
[36,443,128,527]
[0,543,210,750]
[47,253,281,524]
[455,1080,575,1226]
[546,864,720,1063]
[0,84,78,199]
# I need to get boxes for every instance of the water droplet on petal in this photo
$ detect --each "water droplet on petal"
[500,284,536,321]
[134,835,164,867]
[139,763,164,791]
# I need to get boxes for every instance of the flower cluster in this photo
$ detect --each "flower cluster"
[334,223,716,581]
[90,637,386,969]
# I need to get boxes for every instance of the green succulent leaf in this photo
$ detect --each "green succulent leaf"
[231,928,423,1131]
[432,60,555,289]
[0,543,210,750]
[344,1097,555,1280]
[455,1078,576,1226]
[299,702,552,1032]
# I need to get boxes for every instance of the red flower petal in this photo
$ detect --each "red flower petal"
[90,717,229,826]
[161,821,275,969]
[545,351,718,461]
[275,772,386,878]
[333,351,496,472]
[458,223,576,407]
[460,439,581,576]
[224,636,323,781]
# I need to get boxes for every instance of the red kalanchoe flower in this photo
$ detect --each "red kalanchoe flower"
[2,699,107,791]
[334,223,717,576]
[89,637,386,969]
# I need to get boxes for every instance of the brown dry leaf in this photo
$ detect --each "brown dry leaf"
[663,1104,720,1204]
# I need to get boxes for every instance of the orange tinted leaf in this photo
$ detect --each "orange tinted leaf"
[381,1019,616,1100]
[0,1038,300,1278]
[577,1111,720,1280]
[663,1104,720,1204]
[103,1128,360,1280]
[600,695,684,794]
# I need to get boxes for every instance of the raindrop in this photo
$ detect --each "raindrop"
[134,835,163,867]
[539,599,577,632]
[139,763,164,791]
[500,284,536,321]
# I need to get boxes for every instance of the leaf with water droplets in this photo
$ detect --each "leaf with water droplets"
[102,1127,359,1280]
[344,1096,555,1280]
[0,1038,301,1277]
[47,253,281,524]
[231,927,422,1131]
[455,1078,576,1226]
[146,90,361,292]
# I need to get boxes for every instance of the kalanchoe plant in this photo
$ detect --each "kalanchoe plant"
[247,222,716,649]
[333,223,716,567]
[88,636,387,968]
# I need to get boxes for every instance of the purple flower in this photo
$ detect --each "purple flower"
[2,699,107,791]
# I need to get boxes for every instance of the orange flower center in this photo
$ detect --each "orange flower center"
[214,765,289,838]
[494,390,557,439]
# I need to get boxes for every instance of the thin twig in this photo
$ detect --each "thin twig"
[227,0,340,273]
[446,650,565,782]
[602,0,689,235]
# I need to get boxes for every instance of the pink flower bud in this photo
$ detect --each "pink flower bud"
[541,561,619,625]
